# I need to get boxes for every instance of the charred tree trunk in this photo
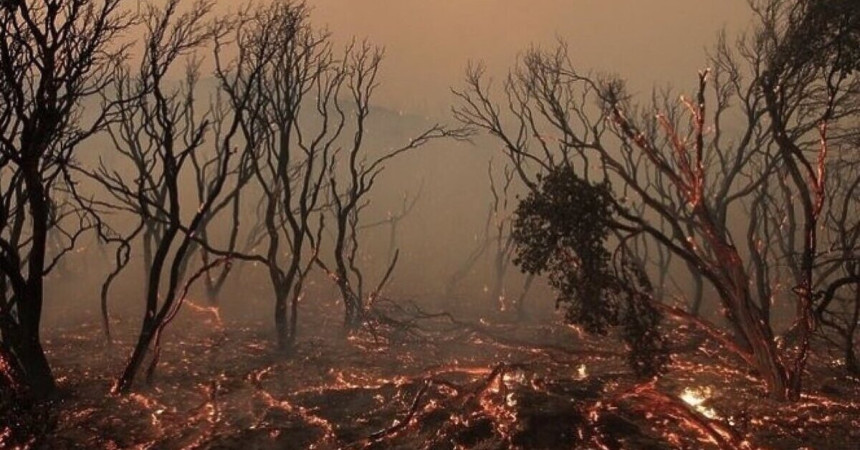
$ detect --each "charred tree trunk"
[845,288,860,374]
[737,299,789,399]
[705,215,790,399]
[0,0,132,400]
[114,322,156,393]
[338,277,362,330]
[274,290,288,350]
[289,277,303,344]
[688,265,704,317]
[333,215,362,330]
[847,339,859,375]
[514,273,535,321]
[9,333,55,398]
[273,268,299,351]
[15,160,56,398]
[114,222,179,393]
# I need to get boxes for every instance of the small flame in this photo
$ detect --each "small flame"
[679,386,718,419]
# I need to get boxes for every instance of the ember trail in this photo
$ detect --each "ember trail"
[1,0,858,449]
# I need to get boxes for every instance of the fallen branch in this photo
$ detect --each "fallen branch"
[368,379,431,441]
[657,303,758,369]
[618,382,751,450]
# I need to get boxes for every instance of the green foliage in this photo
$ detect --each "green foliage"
[615,252,669,378]
[779,0,860,74]
[512,166,617,332]
[511,165,667,377]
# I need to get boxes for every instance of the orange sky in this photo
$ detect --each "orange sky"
[210,1,750,113]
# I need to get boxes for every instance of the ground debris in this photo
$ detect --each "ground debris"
[4,312,859,449]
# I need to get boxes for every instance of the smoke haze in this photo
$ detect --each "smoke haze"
[296,0,748,112]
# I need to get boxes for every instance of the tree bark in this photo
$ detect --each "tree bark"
[114,323,155,393]
[14,335,55,398]
[274,287,289,351]
[15,159,56,398]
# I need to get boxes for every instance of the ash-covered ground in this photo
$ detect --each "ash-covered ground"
[4,296,859,450]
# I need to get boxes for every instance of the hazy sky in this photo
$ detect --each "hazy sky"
[290,0,751,113]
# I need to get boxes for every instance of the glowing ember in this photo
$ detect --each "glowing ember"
[14,307,860,448]
[679,386,718,419]
[497,294,509,312]
[184,299,224,325]
[502,369,526,385]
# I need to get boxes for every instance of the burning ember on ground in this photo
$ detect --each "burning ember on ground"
[679,386,718,419]
[4,307,860,449]
[1,0,859,449]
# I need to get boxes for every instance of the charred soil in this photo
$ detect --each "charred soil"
[3,301,860,449]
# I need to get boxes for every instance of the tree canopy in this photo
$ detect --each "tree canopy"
[512,165,667,377]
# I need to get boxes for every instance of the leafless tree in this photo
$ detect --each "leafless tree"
[359,183,423,264]
[814,147,860,373]
[483,160,536,318]
[218,2,467,345]
[484,161,517,313]
[615,89,708,316]
[444,160,535,319]
[0,0,132,398]
[317,42,468,329]
[80,0,250,393]
[757,0,860,392]
[214,1,338,351]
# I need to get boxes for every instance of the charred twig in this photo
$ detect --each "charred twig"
[369,298,624,358]
[367,379,431,441]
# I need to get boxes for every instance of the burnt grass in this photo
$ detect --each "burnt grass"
[3,299,860,449]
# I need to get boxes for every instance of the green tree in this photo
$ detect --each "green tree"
[511,165,667,377]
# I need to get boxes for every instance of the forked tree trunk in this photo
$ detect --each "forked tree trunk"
[339,276,362,330]
[332,215,363,330]
[698,206,791,400]
[731,291,790,400]
[114,274,167,393]
[114,322,156,393]
[275,260,303,350]
[113,220,182,393]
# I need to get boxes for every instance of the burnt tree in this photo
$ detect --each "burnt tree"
[318,42,466,329]
[758,0,860,391]
[218,1,337,351]
[0,0,132,398]
[84,0,246,392]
